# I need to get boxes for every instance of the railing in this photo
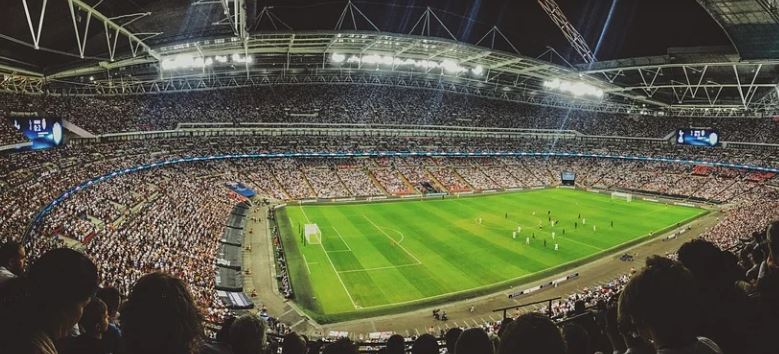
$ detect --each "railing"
[493,297,562,319]
[63,123,677,146]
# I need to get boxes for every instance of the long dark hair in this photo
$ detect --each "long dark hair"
[120,272,204,354]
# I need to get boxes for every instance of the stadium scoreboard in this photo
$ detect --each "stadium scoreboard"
[561,171,576,186]
[5,112,64,150]
[676,128,719,147]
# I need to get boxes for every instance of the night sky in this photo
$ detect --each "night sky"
[255,0,731,62]
[0,0,734,71]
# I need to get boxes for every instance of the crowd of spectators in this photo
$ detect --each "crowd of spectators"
[337,167,384,197]
[268,211,293,299]
[371,167,415,195]
[3,85,779,146]
[1,134,777,251]
[1,219,777,353]
[0,129,778,353]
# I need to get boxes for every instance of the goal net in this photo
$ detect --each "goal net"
[305,224,322,244]
[611,192,633,202]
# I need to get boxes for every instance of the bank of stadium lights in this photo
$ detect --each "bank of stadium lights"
[160,53,253,71]
[330,53,483,76]
[543,78,605,99]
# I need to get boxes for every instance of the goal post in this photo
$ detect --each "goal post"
[304,224,322,244]
[611,191,633,202]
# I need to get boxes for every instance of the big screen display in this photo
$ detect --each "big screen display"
[7,115,64,150]
[676,128,719,147]
[561,171,576,181]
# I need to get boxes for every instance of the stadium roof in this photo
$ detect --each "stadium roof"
[696,0,779,59]
[0,0,776,117]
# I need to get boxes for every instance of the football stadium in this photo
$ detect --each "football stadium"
[0,0,777,353]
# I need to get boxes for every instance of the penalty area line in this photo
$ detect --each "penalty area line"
[301,254,311,274]
[299,207,361,309]
[316,231,361,309]
[331,226,353,251]
[337,263,422,274]
[363,215,423,265]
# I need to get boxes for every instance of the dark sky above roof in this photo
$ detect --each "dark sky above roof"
[0,0,732,72]
[256,0,732,60]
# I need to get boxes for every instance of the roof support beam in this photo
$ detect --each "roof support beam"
[489,58,522,70]
[0,63,44,77]
[68,0,160,61]
[583,60,779,74]
[21,0,48,50]
[538,0,596,64]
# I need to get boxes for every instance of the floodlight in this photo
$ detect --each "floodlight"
[331,53,346,63]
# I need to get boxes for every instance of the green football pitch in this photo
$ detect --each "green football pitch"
[276,188,706,322]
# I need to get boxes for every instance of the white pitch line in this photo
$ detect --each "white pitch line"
[301,253,312,274]
[299,205,312,223]
[381,227,406,244]
[331,226,353,251]
[318,240,360,309]
[337,262,422,274]
[561,235,606,251]
[301,206,358,309]
[363,215,423,265]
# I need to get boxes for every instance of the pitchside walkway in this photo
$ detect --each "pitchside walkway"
[244,202,320,335]
[246,201,721,339]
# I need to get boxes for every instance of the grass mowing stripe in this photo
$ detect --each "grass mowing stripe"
[316,207,406,307]
[299,206,362,309]
[415,201,549,274]
[331,226,353,251]
[363,215,422,265]
[337,263,423,273]
[379,204,508,284]
[301,253,313,274]
[316,234,360,309]
[359,209,453,299]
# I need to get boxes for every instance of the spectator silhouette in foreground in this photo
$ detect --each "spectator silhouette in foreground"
[677,239,754,354]
[322,338,359,354]
[280,332,306,354]
[0,248,99,354]
[380,334,405,354]
[120,272,203,354]
[411,334,439,354]
[618,256,723,354]
[229,314,267,354]
[498,313,566,354]
[0,240,26,285]
[57,298,110,354]
[562,323,590,354]
[455,327,494,354]
[444,327,463,354]
[752,221,779,354]
[200,316,235,354]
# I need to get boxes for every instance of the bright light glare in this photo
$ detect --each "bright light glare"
[161,53,252,70]
[543,78,604,99]
[334,54,477,75]
[331,53,346,63]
